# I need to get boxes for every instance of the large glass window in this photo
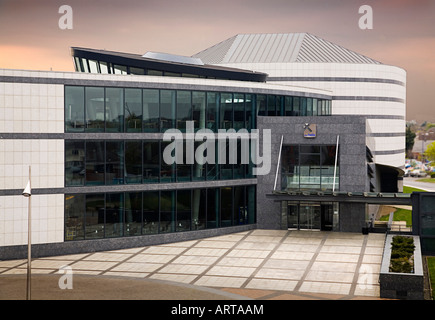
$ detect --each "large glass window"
[192,91,206,131]
[143,140,159,183]
[143,191,159,234]
[281,145,339,191]
[176,190,191,232]
[234,186,246,225]
[85,193,105,239]
[85,141,105,185]
[160,191,175,233]
[220,93,233,129]
[220,187,233,227]
[105,193,124,238]
[85,87,105,132]
[206,92,218,132]
[65,140,85,186]
[125,141,142,184]
[125,88,142,132]
[143,89,159,132]
[105,141,124,185]
[65,194,85,240]
[105,87,124,132]
[257,94,266,116]
[176,90,191,132]
[192,189,206,230]
[160,90,176,132]
[233,93,245,130]
[125,192,142,236]
[207,188,218,228]
[65,86,85,132]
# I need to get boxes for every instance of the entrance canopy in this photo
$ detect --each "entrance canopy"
[267,190,412,206]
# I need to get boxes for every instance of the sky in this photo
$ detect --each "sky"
[0,0,434,122]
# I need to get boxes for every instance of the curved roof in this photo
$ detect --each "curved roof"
[193,33,382,65]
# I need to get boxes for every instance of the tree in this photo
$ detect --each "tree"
[425,141,435,163]
[406,125,416,156]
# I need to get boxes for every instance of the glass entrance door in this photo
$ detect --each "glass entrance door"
[299,202,321,230]
[287,202,299,229]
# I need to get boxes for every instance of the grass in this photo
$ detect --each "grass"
[380,208,412,227]
[403,186,426,193]
[427,257,435,299]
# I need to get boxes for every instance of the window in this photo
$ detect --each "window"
[85,193,105,239]
[207,188,218,228]
[192,189,206,230]
[125,192,142,236]
[257,94,266,116]
[267,95,276,116]
[105,193,124,238]
[65,194,85,240]
[143,89,159,132]
[176,190,191,231]
[85,141,105,185]
[233,93,245,130]
[176,90,191,132]
[206,92,218,132]
[130,67,145,75]
[220,187,233,227]
[234,186,246,225]
[160,191,175,233]
[105,87,124,132]
[65,86,85,132]
[125,88,142,132]
[192,91,206,131]
[125,141,142,184]
[281,145,339,191]
[113,65,127,74]
[143,191,159,234]
[293,97,300,116]
[105,141,124,185]
[65,140,85,186]
[143,140,159,183]
[160,90,176,132]
[220,93,233,129]
[85,87,105,132]
[99,61,109,74]
[160,141,175,182]
[88,60,99,73]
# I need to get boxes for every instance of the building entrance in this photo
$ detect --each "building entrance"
[287,201,336,231]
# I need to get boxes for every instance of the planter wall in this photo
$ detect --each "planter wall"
[379,235,424,300]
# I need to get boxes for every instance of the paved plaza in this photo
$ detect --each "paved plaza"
[0,230,387,300]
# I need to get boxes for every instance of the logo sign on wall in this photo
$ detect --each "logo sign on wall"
[303,123,317,138]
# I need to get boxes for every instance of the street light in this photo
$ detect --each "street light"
[22,166,31,300]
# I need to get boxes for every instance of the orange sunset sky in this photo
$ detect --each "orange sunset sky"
[0,0,434,122]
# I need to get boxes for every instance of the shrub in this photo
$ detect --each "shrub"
[389,236,415,273]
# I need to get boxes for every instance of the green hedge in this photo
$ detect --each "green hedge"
[389,236,415,273]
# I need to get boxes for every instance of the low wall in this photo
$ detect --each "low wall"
[379,235,424,300]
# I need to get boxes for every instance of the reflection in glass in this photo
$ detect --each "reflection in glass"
[176,190,191,231]
[106,141,124,185]
[143,191,159,234]
[221,187,233,227]
[125,141,142,184]
[233,93,245,130]
[105,87,124,132]
[143,89,159,132]
[160,90,176,132]
[105,193,124,238]
[65,86,85,132]
[65,140,85,186]
[160,191,175,233]
[192,91,206,131]
[257,94,266,116]
[125,88,142,132]
[85,141,105,185]
[206,92,218,132]
[143,140,159,183]
[65,194,85,240]
[176,91,191,132]
[85,87,105,132]
[125,192,142,236]
[192,189,206,230]
[88,60,99,73]
[85,193,104,239]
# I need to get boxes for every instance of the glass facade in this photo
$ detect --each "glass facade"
[281,145,339,191]
[64,186,256,241]
[65,139,253,186]
[65,86,331,133]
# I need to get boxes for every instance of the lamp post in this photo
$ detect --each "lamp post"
[22,166,32,300]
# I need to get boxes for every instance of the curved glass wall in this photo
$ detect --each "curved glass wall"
[65,86,331,133]
[64,185,256,241]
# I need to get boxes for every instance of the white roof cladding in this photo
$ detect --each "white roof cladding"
[193,33,382,65]
[143,51,204,66]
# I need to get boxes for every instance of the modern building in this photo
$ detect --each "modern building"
[0,33,406,258]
